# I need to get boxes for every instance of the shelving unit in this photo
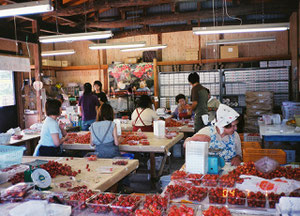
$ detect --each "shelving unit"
[222,67,290,107]
[159,70,220,108]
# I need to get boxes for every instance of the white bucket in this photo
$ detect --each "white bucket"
[160,175,171,190]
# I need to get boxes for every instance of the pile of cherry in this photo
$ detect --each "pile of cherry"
[120,131,149,145]
[64,132,91,144]
[164,165,300,209]
[9,160,80,184]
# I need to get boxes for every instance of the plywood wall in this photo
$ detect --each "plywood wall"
[56,69,100,86]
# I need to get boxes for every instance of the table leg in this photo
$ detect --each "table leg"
[149,153,157,189]
[262,136,265,149]
[158,153,168,177]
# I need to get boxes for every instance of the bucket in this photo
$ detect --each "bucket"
[160,175,171,190]
[120,153,134,159]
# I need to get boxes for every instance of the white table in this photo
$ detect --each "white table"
[259,124,300,147]
[6,134,40,155]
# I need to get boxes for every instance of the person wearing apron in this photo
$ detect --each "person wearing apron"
[131,95,159,132]
[33,99,68,157]
[90,104,120,158]
[184,104,242,166]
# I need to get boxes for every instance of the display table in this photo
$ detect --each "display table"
[1,156,139,192]
[63,132,184,181]
[259,124,300,147]
[7,134,40,155]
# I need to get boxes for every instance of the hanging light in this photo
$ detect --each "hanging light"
[39,31,113,43]
[121,44,167,52]
[41,49,75,57]
[0,0,53,18]
[89,41,146,50]
[206,36,276,46]
[193,23,289,35]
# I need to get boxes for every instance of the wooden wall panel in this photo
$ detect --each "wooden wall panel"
[106,35,157,64]
[290,12,299,100]
[162,31,199,61]
[56,70,99,86]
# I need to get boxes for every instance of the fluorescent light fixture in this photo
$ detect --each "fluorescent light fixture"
[39,31,113,43]
[206,36,276,46]
[0,0,53,18]
[41,49,75,57]
[121,44,167,52]
[89,41,146,50]
[193,23,289,35]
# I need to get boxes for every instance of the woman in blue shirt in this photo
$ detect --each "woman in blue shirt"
[33,99,68,156]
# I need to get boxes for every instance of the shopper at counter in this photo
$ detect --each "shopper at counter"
[131,95,159,132]
[90,103,120,158]
[79,83,100,131]
[188,72,209,133]
[172,94,193,119]
[33,99,68,156]
[93,80,106,101]
[184,104,242,166]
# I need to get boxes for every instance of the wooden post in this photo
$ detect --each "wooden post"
[32,19,42,122]
[157,33,162,61]
[153,58,159,109]
[102,49,108,93]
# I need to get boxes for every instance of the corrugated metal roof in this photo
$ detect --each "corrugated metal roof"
[124,25,144,30]
[149,21,187,27]
[246,14,287,20]
[201,0,232,9]
[99,8,120,18]
[127,10,144,15]
[147,4,171,14]
[178,1,197,12]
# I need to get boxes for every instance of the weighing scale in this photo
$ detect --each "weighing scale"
[23,160,52,190]
[207,149,225,174]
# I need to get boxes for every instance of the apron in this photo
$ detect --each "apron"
[209,125,236,161]
[132,108,153,132]
[90,122,120,158]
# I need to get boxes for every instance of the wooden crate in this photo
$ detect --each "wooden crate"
[241,141,261,150]
[243,149,286,164]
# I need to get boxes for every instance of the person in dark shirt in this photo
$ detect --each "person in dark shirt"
[79,83,100,131]
[188,72,209,133]
[93,80,107,102]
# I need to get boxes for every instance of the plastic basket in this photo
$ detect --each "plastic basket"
[243,133,261,142]
[241,141,261,150]
[0,145,26,169]
[243,148,286,164]
[0,133,12,145]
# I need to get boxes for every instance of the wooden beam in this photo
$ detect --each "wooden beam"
[153,58,159,109]
[51,0,175,17]
[157,33,162,61]
[87,3,294,29]
[55,65,108,71]
[157,55,291,66]
[102,49,108,93]
[32,19,42,122]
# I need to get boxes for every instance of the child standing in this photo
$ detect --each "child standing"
[90,103,120,158]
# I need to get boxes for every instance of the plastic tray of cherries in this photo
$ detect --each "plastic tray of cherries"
[63,189,98,212]
[166,203,201,216]
[135,194,169,216]
[86,192,118,214]
[0,182,34,202]
[110,194,143,216]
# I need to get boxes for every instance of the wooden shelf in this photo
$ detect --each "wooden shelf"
[30,64,108,71]
[157,55,291,66]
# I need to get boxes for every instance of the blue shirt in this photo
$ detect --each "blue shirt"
[90,121,115,145]
[33,117,62,156]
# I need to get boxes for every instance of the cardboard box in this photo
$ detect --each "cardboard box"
[125,57,137,64]
[220,46,238,59]
[42,59,61,67]
[61,60,69,67]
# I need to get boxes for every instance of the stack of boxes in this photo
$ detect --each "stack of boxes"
[244,91,274,132]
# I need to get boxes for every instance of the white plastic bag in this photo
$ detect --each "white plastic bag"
[255,156,279,174]
[236,175,300,194]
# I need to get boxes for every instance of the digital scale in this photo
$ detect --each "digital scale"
[207,149,225,174]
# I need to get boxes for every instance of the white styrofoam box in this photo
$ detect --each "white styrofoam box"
[260,61,268,68]
[186,141,208,174]
[284,60,291,66]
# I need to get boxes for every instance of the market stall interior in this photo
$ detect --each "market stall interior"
[0,0,300,215]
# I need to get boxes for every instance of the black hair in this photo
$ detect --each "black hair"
[46,98,61,116]
[96,103,114,121]
[175,94,186,103]
[188,72,199,84]
[206,88,210,94]
[84,83,92,95]
[137,95,152,109]
[94,80,102,91]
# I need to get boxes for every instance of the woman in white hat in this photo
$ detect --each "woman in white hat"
[184,104,242,166]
